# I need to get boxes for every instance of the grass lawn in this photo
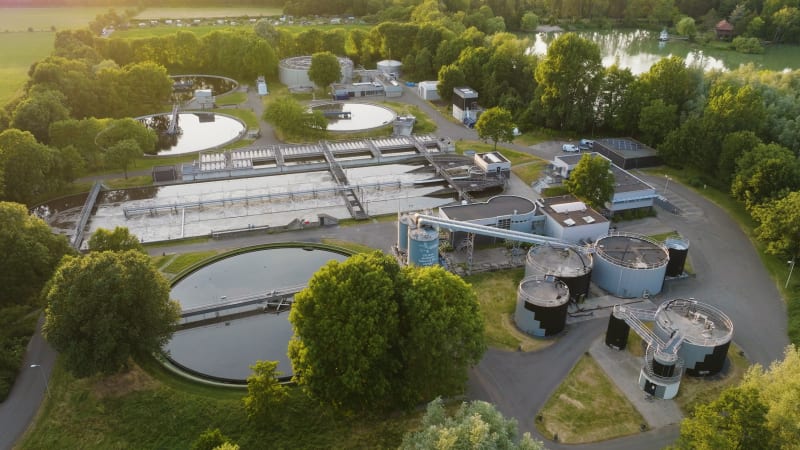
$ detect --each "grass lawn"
[455,141,536,166]
[0,32,55,105]
[511,160,548,185]
[213,107,259,129]
[160,250,220,275]
[536,355,645,443]
[215,91,247,105]
[465,268,553,352]
[514,128,577,146]
[19,358,422,449]
[320,238,378,254]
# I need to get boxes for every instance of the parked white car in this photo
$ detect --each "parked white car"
[562,144,580,152]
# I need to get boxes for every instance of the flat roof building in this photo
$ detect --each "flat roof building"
[592,138,660,169]
[537,195,610,244]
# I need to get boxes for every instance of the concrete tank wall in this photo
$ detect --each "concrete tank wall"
[525,245,593,300]
[592,234,669,298]
[514,276,570,337]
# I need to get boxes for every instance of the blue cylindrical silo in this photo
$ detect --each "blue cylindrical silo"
[407,225,439,266]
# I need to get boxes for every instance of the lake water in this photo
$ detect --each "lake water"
[529,29,800,74]
[164,246,349,382]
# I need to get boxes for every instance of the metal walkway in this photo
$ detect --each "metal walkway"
[179,284,306,327]
[122,179,405,217]
[166,104,180,135]
[72,181,103,249]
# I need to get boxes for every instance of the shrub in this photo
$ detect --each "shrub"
[732,36,764,54]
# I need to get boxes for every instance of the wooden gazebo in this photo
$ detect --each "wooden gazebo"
[715,20,734,40]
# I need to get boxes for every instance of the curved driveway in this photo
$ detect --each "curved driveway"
[4,85,790,450]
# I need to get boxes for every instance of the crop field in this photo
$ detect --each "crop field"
[0,7,108,32]
[0,32,54,105]
[0,7,109,105]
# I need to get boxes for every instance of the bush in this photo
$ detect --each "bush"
[0,305,39,401]
[732,36,764,54]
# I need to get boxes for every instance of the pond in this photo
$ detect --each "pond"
[528,29,800,74]
[164,246,350,382]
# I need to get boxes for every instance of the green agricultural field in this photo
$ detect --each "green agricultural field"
[0,7,110,106]
[0,32,54,105]
[133,7,282,21]
[0,7,108,32]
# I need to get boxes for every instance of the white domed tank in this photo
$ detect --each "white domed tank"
[514,276,570,337]
[526,244,593,301]
[397,214,413,252]
[653,298,733,376]
[377,59,402,77]
[592,233,669,298]
[408,225,439,266]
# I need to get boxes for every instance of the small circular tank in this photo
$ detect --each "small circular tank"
[397,214,412,252]
[592,233,669,298]
[664,236,690,277]
[605,307,631,350]
[377,59,402,77]
[653,298,733,376]
[408,225,439,266]
[514,276,570,337]
[526,244,593,301]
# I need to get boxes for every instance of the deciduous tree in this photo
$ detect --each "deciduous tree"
[674,386,770,450]
[565,154,615,210]
[731,143,800,209]
[308,51,342,89]
[475,107,515,150]
[400,397,544,450]
[752,192,800,258]
[288,252,485,412]
[0,202,73,307]
[106,138,141,179]
[88,226,144,253]
[0,129,56,204]
[534,33,602,131]
[43,250,180,377]
[243,360,289,423]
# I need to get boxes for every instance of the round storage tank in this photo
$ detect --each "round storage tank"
[653,298,733,376]
[514,276,570,337]
[377,59,402,77]
[665,236,690,277]
[279,56,354,89]
[526,244,593,301]
[605,307,631,350]
[592,233,669,298]
[408,225,439,266]
[397,214,412,252]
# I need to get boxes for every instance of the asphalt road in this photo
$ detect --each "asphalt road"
[4,87,791,449]
[0,318,56,450]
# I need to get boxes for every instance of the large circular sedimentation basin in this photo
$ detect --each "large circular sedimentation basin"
[164,245,349,382]
[139,112,245,156]
[312,102,396,132]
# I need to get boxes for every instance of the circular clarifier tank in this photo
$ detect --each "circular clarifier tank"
[312,102,396,132]
[163,245,349,383]
[139,112,245,156]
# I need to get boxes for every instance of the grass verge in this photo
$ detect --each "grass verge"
[215,91,247,105]
[320,238,377,254]
[19,356,424,449]
[161,251,220,275]
[536,355,645,443]
[465,268,553,351]
[455,141,536,166]
[511,160,548,185]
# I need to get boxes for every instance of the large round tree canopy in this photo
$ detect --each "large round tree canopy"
[43,250,180,377]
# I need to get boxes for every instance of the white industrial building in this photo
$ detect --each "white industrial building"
[473,151,511,177]
[194,89,214,109]
[417,81,439,100]
[438,195,538,245]
[552,153,657,214]
[452,86,481,126]
[537,195,610,244]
